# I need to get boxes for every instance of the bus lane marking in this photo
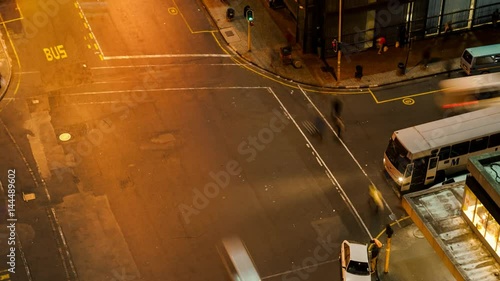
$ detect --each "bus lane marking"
[74,1,104,60]
[168,7,178,15]
[368,88,444,104]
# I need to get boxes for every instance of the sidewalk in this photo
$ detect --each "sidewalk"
[373,218,455,281]
[0,30,12,100]
[202,0,500,88]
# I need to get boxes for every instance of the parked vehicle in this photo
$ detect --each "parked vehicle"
[339,240,371,281]
[460,44,500,75]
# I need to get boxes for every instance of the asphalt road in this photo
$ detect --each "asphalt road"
[0,1,456,281]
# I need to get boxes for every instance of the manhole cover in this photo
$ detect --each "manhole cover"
[59,133,72,142]
[225,30,235,37]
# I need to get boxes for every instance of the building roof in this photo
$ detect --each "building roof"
[403,183,500,281]
[465,44,500,57]
[395,106,500,158]
[467,153,500,207]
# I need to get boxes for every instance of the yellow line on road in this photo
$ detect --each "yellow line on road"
[210,32,360,95]
[171,0,217,34]
[0,13,22,112]
[2,17,23,24]
[370,88,444,104]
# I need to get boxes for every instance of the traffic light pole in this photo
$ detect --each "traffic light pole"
[384,224,394,273]
[248,21,251,52]
[337,0,342,81]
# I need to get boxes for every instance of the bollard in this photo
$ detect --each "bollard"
[384,224,394,273]
[355,65,363,79]
[397,62,405,76]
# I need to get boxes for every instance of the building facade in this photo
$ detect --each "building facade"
[283,0,500,56]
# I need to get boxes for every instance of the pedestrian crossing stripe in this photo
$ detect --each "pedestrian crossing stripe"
[302,120,319,135]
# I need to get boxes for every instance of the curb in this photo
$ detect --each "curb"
[0,30,12,102]
[199,1,458,90]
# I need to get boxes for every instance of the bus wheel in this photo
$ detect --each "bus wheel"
[436,171,446,184]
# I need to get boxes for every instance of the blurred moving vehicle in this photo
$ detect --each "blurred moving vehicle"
[339,240,371,281]
[436,72,500,113]
[218,236,261,281]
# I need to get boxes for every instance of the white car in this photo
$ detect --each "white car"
[339,240,371,281]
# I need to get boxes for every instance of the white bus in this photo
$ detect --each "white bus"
[436,72,500,112]
[383,107,500,194]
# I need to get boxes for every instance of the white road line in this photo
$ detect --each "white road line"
[0,119,78,280]
[90,63,240,70]
[16,71,40,75]
[267,87,373,239]
[103,54,231,60]
[62,86,267,96]
[16,233,33,281]
[261,259,336,280]
[297,85,397,220]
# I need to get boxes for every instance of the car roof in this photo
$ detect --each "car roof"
[346,241,368,261]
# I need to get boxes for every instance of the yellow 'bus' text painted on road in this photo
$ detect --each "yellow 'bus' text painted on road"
[43,45,67,61]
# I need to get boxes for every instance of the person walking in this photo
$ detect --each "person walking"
[369,184,384,212]
[331,98,343,118]
[313,116,325,141]
[331,98,345,139]
[332,116,345,139]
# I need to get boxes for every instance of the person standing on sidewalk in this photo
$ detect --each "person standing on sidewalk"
[370,239,383,273]
[377,36,386,54]
[421,46,432,69]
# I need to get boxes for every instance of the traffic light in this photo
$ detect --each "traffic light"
[332,39,338,52]
[247,9,254,22]
[244,5,254,23]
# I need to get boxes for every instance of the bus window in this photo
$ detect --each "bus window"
[438,146,451,160]
[462,50,473,64]
[469,137,489,152]
[489,133,500,148]
[450,141,470,158]
[476,56,494,66]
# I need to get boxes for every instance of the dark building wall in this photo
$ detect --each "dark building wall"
[302,0,500,55]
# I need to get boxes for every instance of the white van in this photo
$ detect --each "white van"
[460,44,500,75]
